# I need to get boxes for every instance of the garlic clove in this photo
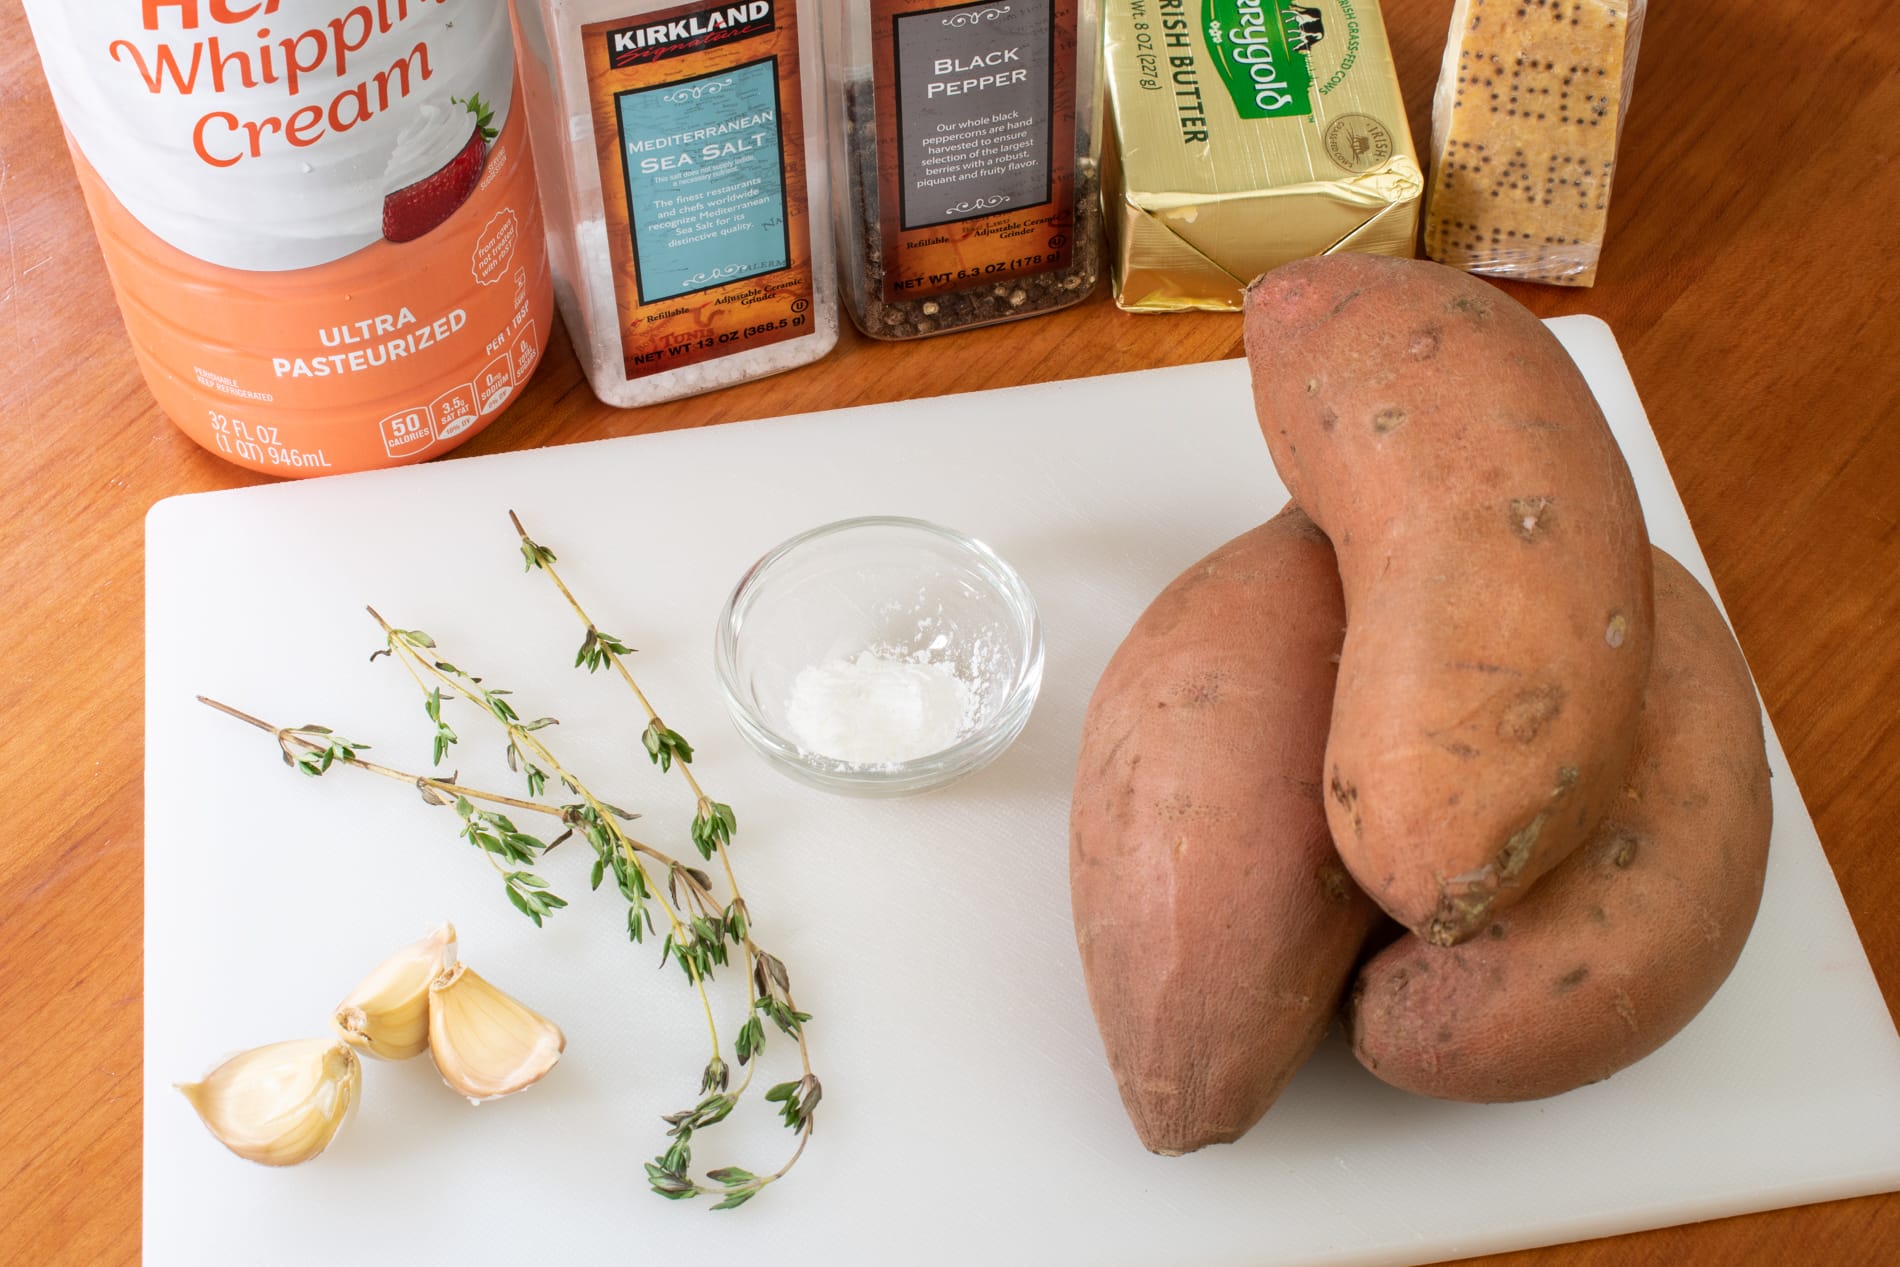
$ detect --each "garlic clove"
[333,923,457,1060]
[177,1038,362,1166]
[427,962,565,1103]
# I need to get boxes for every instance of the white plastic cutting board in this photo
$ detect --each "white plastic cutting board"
[145,317,1900,1266]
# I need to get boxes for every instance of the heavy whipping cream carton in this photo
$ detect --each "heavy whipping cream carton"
[22,0,554,475]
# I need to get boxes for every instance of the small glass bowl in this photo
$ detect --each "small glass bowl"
[713,516,1043,797]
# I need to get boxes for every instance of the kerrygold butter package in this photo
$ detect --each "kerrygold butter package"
[1103,0,1422,311]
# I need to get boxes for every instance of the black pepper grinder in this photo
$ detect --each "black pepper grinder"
[823,0,1103,339]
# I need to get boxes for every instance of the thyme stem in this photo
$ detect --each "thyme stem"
[197,695,559,818]
[511,512,817,1206]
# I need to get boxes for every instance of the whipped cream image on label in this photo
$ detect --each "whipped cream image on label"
[383,96,481,194]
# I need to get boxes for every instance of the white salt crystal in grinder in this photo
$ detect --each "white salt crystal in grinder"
[821,0,1104,340]
[513,0,838,406]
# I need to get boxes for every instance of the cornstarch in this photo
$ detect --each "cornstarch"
[785,651,975,765]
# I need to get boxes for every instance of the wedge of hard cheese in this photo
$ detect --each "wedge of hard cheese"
[1423,0,1642,286]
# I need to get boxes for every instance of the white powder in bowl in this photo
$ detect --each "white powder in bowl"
[784,651,975,766]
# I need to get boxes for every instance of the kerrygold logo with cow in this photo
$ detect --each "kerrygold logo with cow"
[1205,0,1327,119]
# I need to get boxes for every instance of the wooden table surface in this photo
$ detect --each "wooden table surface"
[2,2,1894,1263]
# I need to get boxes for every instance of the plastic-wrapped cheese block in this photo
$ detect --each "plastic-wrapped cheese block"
[1422,0,1645,287]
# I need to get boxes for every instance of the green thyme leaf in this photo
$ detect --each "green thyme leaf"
[504,883,543,926]
[519,536,556,571]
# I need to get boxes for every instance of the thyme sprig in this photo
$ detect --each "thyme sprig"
[510,511,816,1206]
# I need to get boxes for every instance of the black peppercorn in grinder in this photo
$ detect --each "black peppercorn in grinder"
[822,0,1104,340]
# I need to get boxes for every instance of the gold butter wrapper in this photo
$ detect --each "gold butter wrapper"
[1104,0,1423,312]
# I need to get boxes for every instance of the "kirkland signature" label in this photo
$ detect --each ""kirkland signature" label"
[602,1,776,66]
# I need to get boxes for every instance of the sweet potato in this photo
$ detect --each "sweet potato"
[1244,255,1654,944]
[1069,507,1379,1155]
[1345,549,1772,1101]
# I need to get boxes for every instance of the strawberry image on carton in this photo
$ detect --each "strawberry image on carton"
[384,93,497,243]
[21,0,554,477]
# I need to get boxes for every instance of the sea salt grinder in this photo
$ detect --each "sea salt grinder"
[513,0,838,406]
[823,0,1103,340]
